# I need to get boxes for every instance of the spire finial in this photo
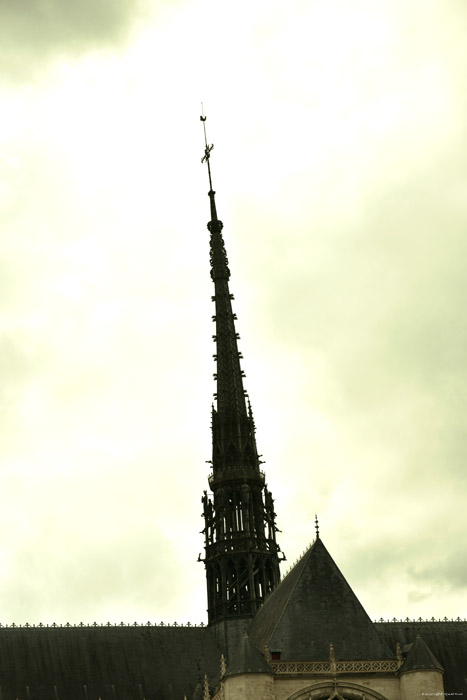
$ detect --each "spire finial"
[200,105,219,223]
[315,514,320,539]
[200,103,214,192]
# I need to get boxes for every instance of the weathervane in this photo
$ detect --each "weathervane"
[200,103,214,191]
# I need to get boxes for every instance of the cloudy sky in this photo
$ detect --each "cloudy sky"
[0,0,466,628]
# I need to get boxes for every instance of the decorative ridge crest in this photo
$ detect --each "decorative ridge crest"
[374,617,466,623]
[0,620,206,629]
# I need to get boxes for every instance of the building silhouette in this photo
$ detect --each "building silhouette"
[0,121,465,699]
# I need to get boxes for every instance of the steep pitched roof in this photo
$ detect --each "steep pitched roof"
[0,624,220,700]
[249,538,393,661]
[400,634,444,673]
[224,630,273,677]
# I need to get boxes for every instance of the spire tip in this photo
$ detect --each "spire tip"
[200,107,214,192]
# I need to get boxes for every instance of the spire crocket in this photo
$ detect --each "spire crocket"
[199,112,283,632]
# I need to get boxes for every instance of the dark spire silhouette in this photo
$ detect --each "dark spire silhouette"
[199,111,283,626]
[201,109,246,424]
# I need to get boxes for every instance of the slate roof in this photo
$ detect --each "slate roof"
[0,624,220,700]
[399,634,444,673]
[249,537,393,661]
[376,621,467,696]
[0,596,464,699]
[224,630,273,677]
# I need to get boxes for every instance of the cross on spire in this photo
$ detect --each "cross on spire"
[200,104,214,192]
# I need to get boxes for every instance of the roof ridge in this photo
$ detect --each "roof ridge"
[0,621,208,632]
[280,539,316,580]
[375,617,467,624]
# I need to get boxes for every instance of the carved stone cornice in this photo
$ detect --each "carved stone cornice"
[271,659,399,675]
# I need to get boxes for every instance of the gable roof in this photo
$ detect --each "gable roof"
[249,537,393,661]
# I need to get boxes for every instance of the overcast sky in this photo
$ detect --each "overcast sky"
[0,0,466,628]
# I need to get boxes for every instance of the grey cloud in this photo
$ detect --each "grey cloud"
[0,331,49,457]
[0,332,45,404]
[0,0,148,79]
[256,149,467,446]
[409,543,467,592]
[6,531,180,623]
[0,334,34,380]
[337,513,467,607]
[345,540,413,584]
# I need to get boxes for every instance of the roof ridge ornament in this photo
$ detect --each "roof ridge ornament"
[200,105,221,230]
[220,653,226,678]
[203,674,210,700]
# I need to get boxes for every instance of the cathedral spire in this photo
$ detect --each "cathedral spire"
[200,110,248,436]
[199,112,283,631]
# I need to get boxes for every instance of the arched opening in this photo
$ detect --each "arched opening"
[285,681,390,700]
[238,557,250,613]
[253,557,263,601]
[225,559,238,615]
[265,559,276,594]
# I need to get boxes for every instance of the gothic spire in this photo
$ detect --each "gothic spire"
[199,112,283,633]
[200,111,252,467]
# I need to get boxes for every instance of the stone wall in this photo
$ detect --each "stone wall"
[223,672,275,700]
[400,670,444,700]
